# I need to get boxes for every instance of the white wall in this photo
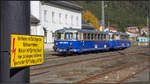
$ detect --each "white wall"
[30,1,44,36]
[31,1,40,19]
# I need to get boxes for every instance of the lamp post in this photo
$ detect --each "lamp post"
[101,1,105,31]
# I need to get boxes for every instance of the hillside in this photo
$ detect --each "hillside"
[73,1,148,32]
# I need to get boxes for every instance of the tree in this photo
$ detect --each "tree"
[82,10,100,30]
[74,1,148,32]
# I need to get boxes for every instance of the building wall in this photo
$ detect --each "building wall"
[30,24,38,35]
[31,1,41,19]
[138,37,149,43]
[31,1,43,36]
[31,1,82,50]
[141,27,148,35]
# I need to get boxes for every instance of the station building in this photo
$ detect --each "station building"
[31,1,83,50]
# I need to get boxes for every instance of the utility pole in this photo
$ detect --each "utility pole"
[0,1,30,83]
[102,1,105,31]
[148,0,150,82]
[108,21,110,32]
[147,15,149,33]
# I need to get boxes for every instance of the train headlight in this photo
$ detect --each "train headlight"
[67,46,72,51]
[70,42,72,45]
[56,48,59,50]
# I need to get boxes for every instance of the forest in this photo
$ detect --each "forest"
[72,1,148,32]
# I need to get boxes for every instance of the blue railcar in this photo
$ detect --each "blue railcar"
[53,28,130,53]
[109,32,130,49]
[81,40,110,52]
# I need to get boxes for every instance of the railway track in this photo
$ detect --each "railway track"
[44,51,118,61]
[30,50,146,76]
[118,66,149,83]
[32,49,147,69]
[31,53,121,76]
[32,51,121,70]
[44,46,148,61]
[77,61,148,83]
[45,56,60,60]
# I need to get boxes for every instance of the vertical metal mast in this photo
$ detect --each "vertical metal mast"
[147,0,150,82]
[147,15,149,32]
[102,1,105,31]
[0,1,30,83]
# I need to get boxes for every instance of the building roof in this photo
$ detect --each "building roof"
[109,27,116,31]
[141,27,148,31]
[82,20,94,30]
[43,1,84,11]
[31,15,40,24]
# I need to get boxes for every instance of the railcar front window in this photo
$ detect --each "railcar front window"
[55,33,64,40]
[65,33,73,40]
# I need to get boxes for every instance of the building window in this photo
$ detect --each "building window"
[65,14,68,24]
[52,11,55,23]
[59,13,62,24]
[71,15,73,25]
[44,10,48,22]
[76,16,79,26]
[52,32,55,38]
[43,28,47,43]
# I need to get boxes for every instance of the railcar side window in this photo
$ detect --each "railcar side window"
[120,35,126,40]
[73,32,78,40]
[109,35,111,40]
[91,34,94,40]
[116,34,120,40]
[101,34,103,40]
[98,34,100,40]
[87,33,90,40]
[85,33,88,40]
[83,33,86,40]
[112,35,115,40]
[76,33,78,40]
[99,34,101,40]
[104,34,106,40]
[93,34,95,40]
[106,34,109,40]
[95,34,97,40]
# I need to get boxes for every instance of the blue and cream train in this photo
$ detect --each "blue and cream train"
[53,28,130,53]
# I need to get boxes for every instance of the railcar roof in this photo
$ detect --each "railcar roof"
[55,28,109,34]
